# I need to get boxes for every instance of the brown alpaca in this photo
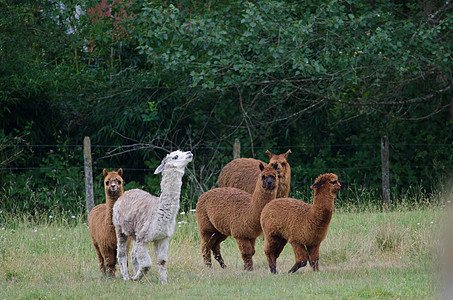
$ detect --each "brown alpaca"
[218,150,291,198]
[260,173,345,274]
[196,163,279,271]
[88,168,124,276]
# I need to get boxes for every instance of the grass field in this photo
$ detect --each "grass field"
[0,205,449,299]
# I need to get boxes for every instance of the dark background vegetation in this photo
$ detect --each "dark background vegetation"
[1,0,451,215]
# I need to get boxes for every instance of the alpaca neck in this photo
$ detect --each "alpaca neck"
[155,167,184,225]
[105,192,122,222]
[250,182,277,222]
[277,173,290,198]
[312,188,334,227]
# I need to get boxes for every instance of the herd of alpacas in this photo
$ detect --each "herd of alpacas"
[88,149,344,283]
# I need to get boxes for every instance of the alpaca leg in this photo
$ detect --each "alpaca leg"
[130,242,140,276]
[93,244,106,274]
[264,235,287,274]
[200,231,217,267]
[212,233,228,269]
[288,242,309,273]
[131,241,152,281]
[236,238,255,271]
[116,233,130,280]
[307,244,320,271]
[105,248,117,277]
[154,238,170,285]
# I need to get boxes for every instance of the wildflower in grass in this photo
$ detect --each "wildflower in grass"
[71,216,76,219]
[180,211,185,215]
[1,227,5,230]
[190,209,196,213]
[49,215,53,219]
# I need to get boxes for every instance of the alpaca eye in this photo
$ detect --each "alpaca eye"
[281,162,286,167]
[106,181,110,185]
[117,180,122,185]
[262,175,265,181]
[173,155,179,160]
[330,180,338,184]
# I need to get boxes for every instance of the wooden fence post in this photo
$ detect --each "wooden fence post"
[381,136,390,209]
[233,138,241,159]
[84,136,94,215]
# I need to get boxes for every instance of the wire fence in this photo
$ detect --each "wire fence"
[2,140,452,195]
[2,142,452,172]
[1,140,452,214]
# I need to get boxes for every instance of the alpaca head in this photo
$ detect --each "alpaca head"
[311,173,345,194]
[154,150,193,174]
[103,168,124,198]
[258,162,279,191]
[266,150,291,179]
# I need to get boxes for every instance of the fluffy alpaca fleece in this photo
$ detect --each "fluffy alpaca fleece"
[113,150,193,284]
[217,150,291,198]
[260,173,345,274]
[88,168,124,276]
[196,163,279,271]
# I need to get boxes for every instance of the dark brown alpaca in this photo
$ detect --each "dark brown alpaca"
[260,173,345,274]
[88,168,124,276]
[218,150,291,198]
[196,163,279,271]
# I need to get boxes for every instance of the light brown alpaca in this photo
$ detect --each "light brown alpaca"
[218,150,291,198]
[260,173,345,274]
[88,168,124,276]
[196,163,279,271]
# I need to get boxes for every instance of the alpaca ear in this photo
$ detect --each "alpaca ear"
[311,180,325,189]
[283,149,292,159]
[117,168,123,177]
[266,150,274,159]
[259,162,265,171]
[154,155,169,174]
[154,161,166,174]
[103,169,108,177]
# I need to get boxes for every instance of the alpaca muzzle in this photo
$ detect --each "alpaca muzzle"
[109,184,120,196]
[264,177,276,190]
[185,151,193,160]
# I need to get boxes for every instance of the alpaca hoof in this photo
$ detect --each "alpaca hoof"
[132,273,143,281]
[244,265,253,271]
[270,266,277,274]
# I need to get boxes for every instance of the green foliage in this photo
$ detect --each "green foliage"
[0,0,451,213]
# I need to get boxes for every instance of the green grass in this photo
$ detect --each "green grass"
[0,206,449,299]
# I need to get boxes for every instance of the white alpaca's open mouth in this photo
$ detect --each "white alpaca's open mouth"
[186,152,193,160]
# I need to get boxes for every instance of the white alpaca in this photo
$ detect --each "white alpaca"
[113,150,193,283]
